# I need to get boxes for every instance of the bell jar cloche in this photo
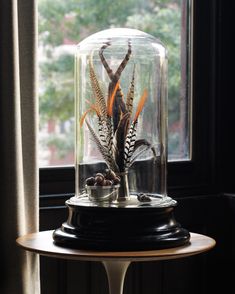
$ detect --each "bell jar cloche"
[53,28,190,250]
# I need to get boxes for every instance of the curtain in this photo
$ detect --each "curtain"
[0,0,40,293]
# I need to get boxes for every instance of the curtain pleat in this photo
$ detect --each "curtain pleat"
[0,0,40,293]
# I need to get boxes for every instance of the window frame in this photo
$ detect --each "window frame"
[39,0,219,203]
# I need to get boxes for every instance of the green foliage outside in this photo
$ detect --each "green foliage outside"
[38,0,185,164]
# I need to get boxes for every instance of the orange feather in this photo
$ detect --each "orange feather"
[85,99,100,117]
[133,89,148,122]
[80,108,95,127]
[107,80,120,116]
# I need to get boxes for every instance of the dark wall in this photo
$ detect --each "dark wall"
[216,1,235,193]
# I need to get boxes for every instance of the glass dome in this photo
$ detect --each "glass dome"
[53,28,190,251]
[73,28,173,207]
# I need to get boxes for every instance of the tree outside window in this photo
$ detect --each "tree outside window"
[38,0,191,166]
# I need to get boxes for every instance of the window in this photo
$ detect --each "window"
[39,0,215,198]
[38,0,192,167]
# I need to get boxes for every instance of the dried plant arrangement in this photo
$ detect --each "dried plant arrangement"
[80,40,156,201]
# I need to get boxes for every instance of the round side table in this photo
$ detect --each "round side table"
[16,230,215,294]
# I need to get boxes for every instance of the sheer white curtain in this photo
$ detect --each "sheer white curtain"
[0,0,40,293]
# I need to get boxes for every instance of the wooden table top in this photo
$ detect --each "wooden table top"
[16,230,216,262]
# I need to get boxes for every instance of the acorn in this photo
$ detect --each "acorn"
[103,179,112,186]
[137,193,152,202]
[105,169,116,180]
[96,173,104,178]
[85,177,95,186]
[94,181,103,186]
[113,177,120,185]
[104,169,110,176]
[109,170,117,180]
[95,174,104,185]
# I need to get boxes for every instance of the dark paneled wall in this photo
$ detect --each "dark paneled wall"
[40,193,235,294]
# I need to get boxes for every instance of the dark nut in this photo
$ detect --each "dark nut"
[94,181,103,186]
[109,170,117,180]
[95,175,104,184]
[105,170,116,180]
[137,193,152,202]
[103,179,112,186]
[104,169,110,176]
[85,177,95,186]
[104,170,111,179]
[96,173,104,178]
[113,177,120,185]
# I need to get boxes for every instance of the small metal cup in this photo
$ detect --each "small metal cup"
[86,185,120,202]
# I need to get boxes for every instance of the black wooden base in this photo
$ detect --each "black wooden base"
[53,199,190,251]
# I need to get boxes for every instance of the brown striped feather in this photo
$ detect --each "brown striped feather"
[89,57,107,118]
[126,65,135,115]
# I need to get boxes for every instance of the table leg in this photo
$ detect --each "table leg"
[102,260,131,294]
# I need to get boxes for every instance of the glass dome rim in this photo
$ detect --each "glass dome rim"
[76,27,166,49]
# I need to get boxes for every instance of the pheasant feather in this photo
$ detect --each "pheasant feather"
[124,121,137,168]
[85,120,118,171]
[105,116,114,153]
[114,113,130,172]
[98,116,114,157]
[126,65,135,115]
[128,139,157,168]
[89,57,107,118]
